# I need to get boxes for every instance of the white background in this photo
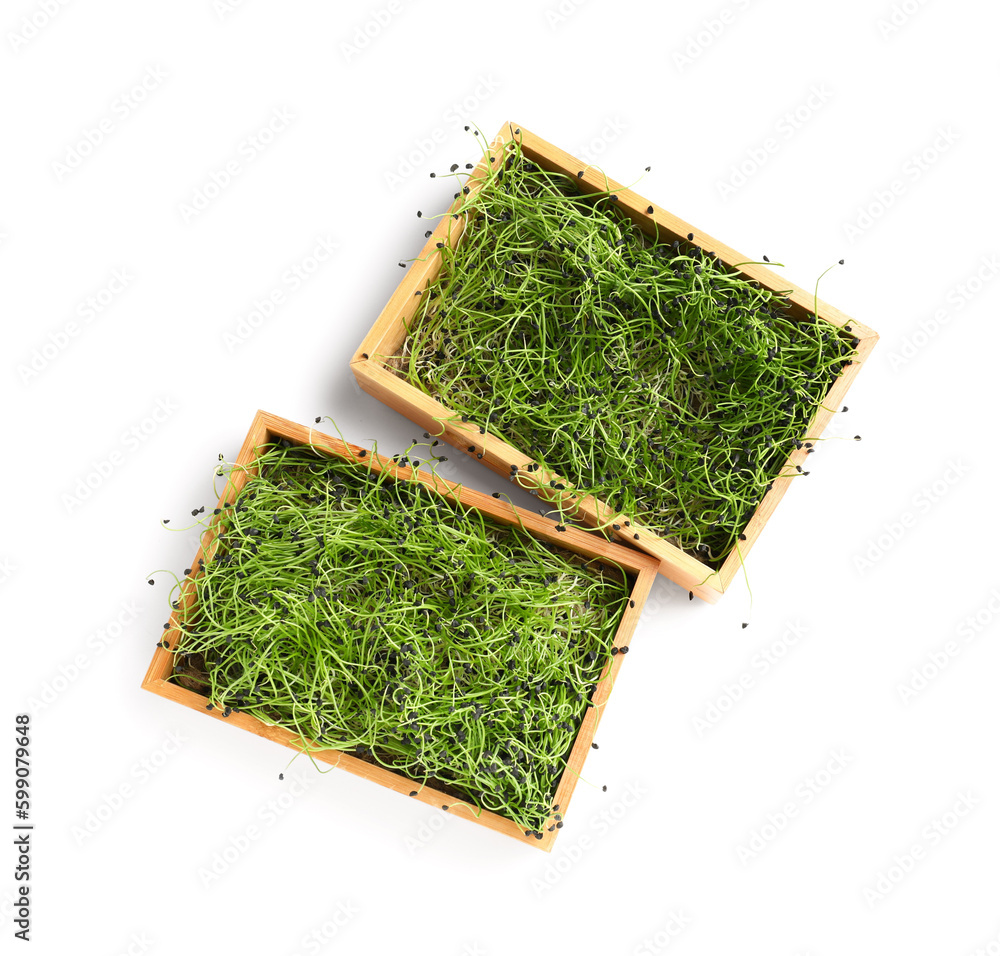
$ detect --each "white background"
[2,1,998,953]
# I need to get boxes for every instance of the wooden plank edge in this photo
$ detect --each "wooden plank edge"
[508,120,869,332]
[351,356,726,600]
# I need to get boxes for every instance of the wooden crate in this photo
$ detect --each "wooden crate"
[351,121,879,603]
[141,410,658,852]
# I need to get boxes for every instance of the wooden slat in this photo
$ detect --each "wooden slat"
[141,411,270,687]
[511,122,877,336]
[354,129,508,365]
[351,360,725,600]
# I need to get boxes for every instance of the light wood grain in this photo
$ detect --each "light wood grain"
[142,410,658,852]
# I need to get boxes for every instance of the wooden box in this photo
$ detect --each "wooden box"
[351,121,878,603]
[141,410,658,851]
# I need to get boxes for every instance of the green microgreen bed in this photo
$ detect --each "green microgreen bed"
[399,139,858,566]
[168,439,631,836]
